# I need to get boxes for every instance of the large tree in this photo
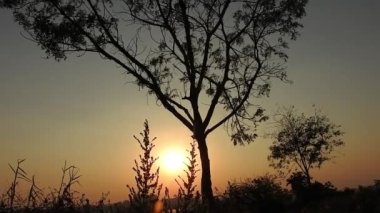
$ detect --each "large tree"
[1,0,308,207]
[268,107,344,185]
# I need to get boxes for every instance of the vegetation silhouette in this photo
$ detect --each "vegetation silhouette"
[174,140,201,212]
[0,120,379,212]
[126,120,162,213]
[6,159,30,211]
[0,1,309,209]
[268,106,344,185]
[221,174,290,213]
[1,160,86,212]
[53,161,82,210]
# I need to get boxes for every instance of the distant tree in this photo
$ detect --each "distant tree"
[127,120,162,213]
[268,106,344,185]
[1,0,308,207]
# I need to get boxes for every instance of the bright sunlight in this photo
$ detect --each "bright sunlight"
[162,150,185,173]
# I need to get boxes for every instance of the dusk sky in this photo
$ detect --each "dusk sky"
[1,0,379,202]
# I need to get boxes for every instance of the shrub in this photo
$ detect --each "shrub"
[222,175,289,213]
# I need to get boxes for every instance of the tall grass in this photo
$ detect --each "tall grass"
[7,159,30,210]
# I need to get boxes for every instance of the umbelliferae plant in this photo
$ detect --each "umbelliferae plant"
[127,120,162,212]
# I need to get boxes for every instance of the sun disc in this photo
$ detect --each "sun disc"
[163,151,184,172]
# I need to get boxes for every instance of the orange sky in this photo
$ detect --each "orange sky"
[1,0,380,203]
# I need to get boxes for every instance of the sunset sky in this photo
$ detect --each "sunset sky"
[1,0,379,202]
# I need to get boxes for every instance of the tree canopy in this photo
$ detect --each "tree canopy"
[1,0,307,144]
[268,106,344,184]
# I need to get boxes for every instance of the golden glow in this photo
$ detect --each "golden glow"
[162,149,185,173]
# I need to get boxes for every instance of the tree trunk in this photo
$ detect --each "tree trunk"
[195,133,214,211]
[305,169,312,187]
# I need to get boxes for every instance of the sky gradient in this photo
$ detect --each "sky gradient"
[1,0,380,202]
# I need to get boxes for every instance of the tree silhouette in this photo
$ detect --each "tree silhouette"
[268,106,344,185]
[1,0,308,208]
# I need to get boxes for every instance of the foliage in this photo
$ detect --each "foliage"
[287,172,337,207]
[268,106,344,184]
[222,175,289,213]
[0,0,309,205]
[290,181,380,213]
[127,120,162,213]
[351,181,380,213]
[0,0,308,143]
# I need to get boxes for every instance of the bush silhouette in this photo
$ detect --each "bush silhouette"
[222,175,289,213]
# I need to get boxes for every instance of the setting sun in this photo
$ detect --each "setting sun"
[162,150,185,173]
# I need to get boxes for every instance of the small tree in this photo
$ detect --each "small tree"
[268,106,344,185]
[127,120,162,213]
